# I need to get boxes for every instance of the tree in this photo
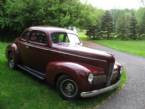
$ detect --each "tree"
[86,8,104,39]
[0,0,6,28]
[116,15,129,39]
[0,0,102,35]
[101,11,113,39]
[0,0,106,40]
[128,13,137,39]
[86,25,96,39]
[138,11,145,34]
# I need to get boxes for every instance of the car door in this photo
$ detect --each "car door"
[26,30,50,73]
[18,30,32,66]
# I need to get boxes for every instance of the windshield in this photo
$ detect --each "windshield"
[51,32,81,45]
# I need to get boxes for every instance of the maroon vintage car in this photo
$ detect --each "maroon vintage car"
[6,26,122,99]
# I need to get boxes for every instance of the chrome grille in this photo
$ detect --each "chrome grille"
[93,75,106,85]
[106,63,114,86]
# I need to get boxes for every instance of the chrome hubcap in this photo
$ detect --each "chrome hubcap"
[65,83,75,93]
[60,79,78,97]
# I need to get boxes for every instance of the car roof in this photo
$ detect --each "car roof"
[28,26,76,34]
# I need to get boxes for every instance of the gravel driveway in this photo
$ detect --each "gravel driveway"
[83,41,145,109]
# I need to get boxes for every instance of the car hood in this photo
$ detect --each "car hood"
[52,44,115,63]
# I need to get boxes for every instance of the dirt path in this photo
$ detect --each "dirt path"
[83,41,145,109]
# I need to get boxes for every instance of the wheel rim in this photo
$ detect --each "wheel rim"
[60,79,78,98]
[9,58,15,69]
[8,52,15,69]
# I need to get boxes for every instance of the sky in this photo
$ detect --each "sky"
[81,0,144,10]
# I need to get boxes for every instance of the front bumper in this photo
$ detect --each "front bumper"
[80,79,120,98]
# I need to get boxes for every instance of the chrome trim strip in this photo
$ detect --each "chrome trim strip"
[23,42,107,63]
[24,66,45,76]
[80,80,120,98]
[106,63,114,86]
[17,65,45,80]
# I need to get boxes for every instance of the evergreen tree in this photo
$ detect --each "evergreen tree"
[101,11,113,39]
[140,12,145,34]
[86,25,96,39]
[116,15,129,40]
[128,13,137,39]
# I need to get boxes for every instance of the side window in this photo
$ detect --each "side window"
[36,32,48,44]
[30,32,37,42]
[29,31,48,44]
[21,31,30,40]
[51,32,69,43]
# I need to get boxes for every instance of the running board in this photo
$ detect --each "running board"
[17,65,45,80]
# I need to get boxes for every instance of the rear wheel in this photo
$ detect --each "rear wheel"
[56,75,79,100]
[8,52,17,69]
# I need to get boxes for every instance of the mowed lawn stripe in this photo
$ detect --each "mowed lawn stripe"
[96,40,145,57]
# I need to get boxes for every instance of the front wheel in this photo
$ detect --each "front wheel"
[56,75,79,100]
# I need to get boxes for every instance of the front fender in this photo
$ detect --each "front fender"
[6,43,19,62]
[46,62,93,91]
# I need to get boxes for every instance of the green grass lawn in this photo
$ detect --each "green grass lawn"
[96,40,145,57]
[0,42,126,109]
[78,32,89,41]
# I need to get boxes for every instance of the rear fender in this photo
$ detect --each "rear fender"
[6,43,19,61]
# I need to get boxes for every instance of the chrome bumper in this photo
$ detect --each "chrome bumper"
[80,80,120,98]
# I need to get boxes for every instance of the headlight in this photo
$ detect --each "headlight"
[88,73,94,84]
